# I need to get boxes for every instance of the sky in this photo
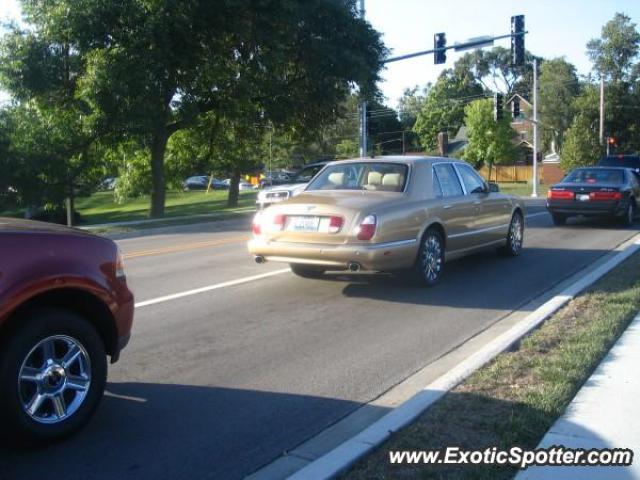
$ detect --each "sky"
[1,0,640,107]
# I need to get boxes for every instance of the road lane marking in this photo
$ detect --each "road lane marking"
[123,235,250,259]
[526,211,548,219]
[133,210,549,308]
[134,268,291,308]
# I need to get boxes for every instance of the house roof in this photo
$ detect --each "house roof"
[506,93,532,108]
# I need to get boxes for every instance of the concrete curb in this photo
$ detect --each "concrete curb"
[287,233,640,480]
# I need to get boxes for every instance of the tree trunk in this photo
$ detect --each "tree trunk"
[488,162,493,183]
[66,180,75,227]
[227,167,241,208]
[150,129,169,217]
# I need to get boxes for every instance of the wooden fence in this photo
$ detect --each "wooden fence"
[478,165,543,183]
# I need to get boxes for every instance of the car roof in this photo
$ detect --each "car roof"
[325,155,462,166]
[572,166,629,171]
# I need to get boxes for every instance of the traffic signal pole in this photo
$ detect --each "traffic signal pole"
[532,58,539,198]
[357,15,526,159]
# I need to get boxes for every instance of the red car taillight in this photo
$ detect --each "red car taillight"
[252,213,262,235]
[547,190,574,200]
[273,214,286,231]
[328,216,343,234]
[252,213,285,235]
[589,191,622,201]
[356,215,376,240]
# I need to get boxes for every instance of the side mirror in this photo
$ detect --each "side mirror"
[488,182,500,193]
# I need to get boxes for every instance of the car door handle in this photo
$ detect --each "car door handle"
[443,204,452,209]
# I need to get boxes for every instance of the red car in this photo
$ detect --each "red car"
[0,218,134,443]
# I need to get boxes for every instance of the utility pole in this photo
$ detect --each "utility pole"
[268,125,273,176]
[599,75,605,145]
[358,0,367,158]
[531,58,539,198]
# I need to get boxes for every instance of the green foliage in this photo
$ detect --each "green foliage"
[0,102,101,211]
[335,139,358,159]
[587,13,640,82]
[580,13,640,154]
[1,0,387,215]
[397,86,426,152]
[414,70,484,151]
[539,58,580,151]
[462,99,517,173]
[454,47,538,98]
[560,114,602,170]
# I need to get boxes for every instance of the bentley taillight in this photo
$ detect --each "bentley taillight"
[328,216,343,234]
[273,214,286,231]
[356,215,376,241]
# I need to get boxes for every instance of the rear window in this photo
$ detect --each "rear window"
[563,168,625,184]
[306,162,408,192]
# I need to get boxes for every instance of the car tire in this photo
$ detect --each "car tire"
[289,264,326,278]
[551,212,567,226]
[499,211,525,257]
[411,229,445,287]
[622,200,636,227]
[0,308,107,445]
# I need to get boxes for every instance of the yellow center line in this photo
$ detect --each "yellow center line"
[123,235,250,259]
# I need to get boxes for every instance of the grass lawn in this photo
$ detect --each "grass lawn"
[498,182,549,197]
[74,189,257,225]
[344,251,640,479]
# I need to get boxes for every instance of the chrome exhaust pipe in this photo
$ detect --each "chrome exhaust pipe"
[255,255,266,264]
[348,262,361,272]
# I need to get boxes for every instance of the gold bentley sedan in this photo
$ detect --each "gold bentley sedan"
[248,156,526,286]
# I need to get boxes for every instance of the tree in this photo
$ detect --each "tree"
[462,99,517,180]
[0,17,102,220]
[455,47,538,98]
[368,101,403,155]
[588,13,640,82]
[75,0,385,214]
[1,0,385,216]
[584,13,640,153]
[397,86,426,152]
[560,114,602,170]
[538,58,580,152]
[413,69,484,151]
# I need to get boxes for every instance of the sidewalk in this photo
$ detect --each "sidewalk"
[517,313,640,480]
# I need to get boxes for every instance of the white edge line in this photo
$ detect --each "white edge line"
[287,234,640,480]
[134,269,291,308]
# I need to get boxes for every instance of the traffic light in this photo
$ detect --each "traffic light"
[511,15,525,67]
[494,93,504,121]
[512,96,520,119]
[607,136,617,147]
[434,32,446,64]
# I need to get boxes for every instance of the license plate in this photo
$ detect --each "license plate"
[577,194,590,202]
[289,216,320,232]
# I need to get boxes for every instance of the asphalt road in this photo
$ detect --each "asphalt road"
[1,206,638,480]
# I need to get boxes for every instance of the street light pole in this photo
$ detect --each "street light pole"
[358,0,367,158]
[531,58,539,198]
[599,75,605,145]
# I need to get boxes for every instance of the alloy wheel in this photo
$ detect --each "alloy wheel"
[420,234,443,283]
[18,335,92,425]
[509,214,524,254]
